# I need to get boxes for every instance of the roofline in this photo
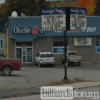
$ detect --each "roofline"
[9,16,41,18]
[9,16,100,18]
[87,16,100,17]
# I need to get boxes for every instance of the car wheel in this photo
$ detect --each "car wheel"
[39,62,41,67]
[2,66,12,76]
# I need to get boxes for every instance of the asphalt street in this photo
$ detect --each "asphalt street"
[0,63,100,90]
[0,86,100,100]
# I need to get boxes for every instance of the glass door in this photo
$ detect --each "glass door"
[26,47,32,63]
[23,47,26,63]
[16,47,23,62]
[16,47,33,63]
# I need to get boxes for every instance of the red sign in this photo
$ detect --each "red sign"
[76,9,79,14]
[31,26,39,35]
[50,9,53,14]
[22,44,27,46]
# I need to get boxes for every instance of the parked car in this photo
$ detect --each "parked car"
[35,52,55,67]
[0,58,21,76]
[61,51,82,66]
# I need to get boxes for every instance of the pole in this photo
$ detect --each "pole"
[64,30,68,80]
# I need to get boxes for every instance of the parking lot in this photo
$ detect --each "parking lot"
[0,63,100,90]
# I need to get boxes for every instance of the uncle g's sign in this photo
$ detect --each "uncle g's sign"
[13,26,43,35]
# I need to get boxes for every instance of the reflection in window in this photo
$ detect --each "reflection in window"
[53,41,68,46]
[53,41,68,54]
[96,40,100,53]
[0,40,3,48]
[96,40,100,46]
[27,56,32,62]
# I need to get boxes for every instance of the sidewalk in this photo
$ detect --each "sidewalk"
[0,81,100,98]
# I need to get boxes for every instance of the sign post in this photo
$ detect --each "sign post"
[64,30,68,79]
[41,7,87,80]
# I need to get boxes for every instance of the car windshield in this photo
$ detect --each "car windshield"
[40,54,53,57]
[68,52,77,55]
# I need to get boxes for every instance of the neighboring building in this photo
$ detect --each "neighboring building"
[8,16,100,63]
[0,18,8,57]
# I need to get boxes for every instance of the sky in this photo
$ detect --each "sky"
[0,0,5,4]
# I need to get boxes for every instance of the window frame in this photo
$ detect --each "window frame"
[96,46,100,53]
[52,41,68,54]
[96,40,100,53]
[0,39,4,49]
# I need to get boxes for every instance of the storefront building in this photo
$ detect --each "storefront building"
[0,18,9,58]
[9,16,100,63]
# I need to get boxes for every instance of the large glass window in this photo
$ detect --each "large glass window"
[16,42,32,46]
[96,40,100,53]
[40,54,53,57]
[0,40,4,49]
[53,41,68,46]
[53,41,68,54]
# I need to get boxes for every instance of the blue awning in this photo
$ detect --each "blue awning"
[9,16,100,42]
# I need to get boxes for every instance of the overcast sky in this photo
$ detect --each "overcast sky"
[0,0,5,4]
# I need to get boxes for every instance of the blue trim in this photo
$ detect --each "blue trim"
[9,17,100,42]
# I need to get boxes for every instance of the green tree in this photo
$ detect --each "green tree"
[0,4,5,18]
[1,0,51,17]
[38,0,51,15]
[94,0,100,16]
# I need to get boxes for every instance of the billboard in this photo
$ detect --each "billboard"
[70,8,87,30]
[53,47,68,54]
[74,37,92,46]
[41,7,66,31]
[41,7,87,31]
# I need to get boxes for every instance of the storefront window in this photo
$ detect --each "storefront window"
[16,42,33,63]
[96,40,100,53]
[53,41,68,54]
[0,40,4,49]
[53,41,68,46]
[16,42,32,46]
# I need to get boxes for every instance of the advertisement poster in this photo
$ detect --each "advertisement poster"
[53,47,68,54]
[74,37,92,46]
[96,47,100,53]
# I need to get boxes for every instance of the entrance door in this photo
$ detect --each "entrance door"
[26,47,32,63]
[16,47,33,63]
[16,47,23,62]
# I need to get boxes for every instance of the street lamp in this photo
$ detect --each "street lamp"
[64,30,68,80]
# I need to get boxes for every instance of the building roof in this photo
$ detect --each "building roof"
[0,17,8,33]
[9,16,100,42]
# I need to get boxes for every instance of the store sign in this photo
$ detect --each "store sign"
[70,8,87,30]
[96,47,100,53]
[41,7,66,15]
[66,27,97,33]
[70,8,86,15]
[13,26,43,35]
[53,47,68,54]
[41,7,66,31]
[82,27,97,32]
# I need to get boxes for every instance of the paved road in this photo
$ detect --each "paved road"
[1,87,100,100]
[0,63,100,90]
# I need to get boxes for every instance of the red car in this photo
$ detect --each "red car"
[0,58,21,76]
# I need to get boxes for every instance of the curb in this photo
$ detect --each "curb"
[0,88,40,98]
[0,82,100,99]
